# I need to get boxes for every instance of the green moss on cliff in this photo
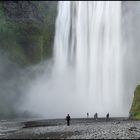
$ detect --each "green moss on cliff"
[0,3,29,65]
[130,85,140,119]
[0,1,57,66]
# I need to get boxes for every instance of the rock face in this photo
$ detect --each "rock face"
[0,1,57,65]
[2,1,44,24]
[0,1,57,118]
[130,85,140,119]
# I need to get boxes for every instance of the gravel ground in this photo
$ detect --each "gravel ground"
[0,119,140,139]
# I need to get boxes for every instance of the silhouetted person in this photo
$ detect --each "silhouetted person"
[66,114,71,126]
[87,112,89,118]
[106,113,109,121]
[96,113,98,120]
[94,113,98,120]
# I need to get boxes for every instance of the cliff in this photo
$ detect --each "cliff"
[0,1,57,66]
[130,85,140,119]
[0,1,57,118]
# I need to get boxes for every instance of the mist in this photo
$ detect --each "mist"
[0,51,27,119]
[18,1,140,119]
[0,51,43,119]
[122,1,140,112]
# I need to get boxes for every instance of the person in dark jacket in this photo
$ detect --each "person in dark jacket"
[94,113,98,120]
[106,113,109,121]
[66,114,71,126]
[87,112,89,118]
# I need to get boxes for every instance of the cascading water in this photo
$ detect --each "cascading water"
[20,1,132,118]
[53,1,125,117]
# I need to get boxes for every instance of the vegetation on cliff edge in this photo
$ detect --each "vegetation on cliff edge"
[130,85,140,119]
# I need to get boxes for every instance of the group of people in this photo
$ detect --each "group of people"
[92,112,110,120]
[91,112,110,120]
[66,113,110,126]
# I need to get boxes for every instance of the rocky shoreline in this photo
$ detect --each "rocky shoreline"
[0,118,140,139]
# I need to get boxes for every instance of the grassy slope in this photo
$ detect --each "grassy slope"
[130,85,140,119]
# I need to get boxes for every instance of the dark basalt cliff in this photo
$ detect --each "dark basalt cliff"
[0,1,57,118]
[0,1,57,65]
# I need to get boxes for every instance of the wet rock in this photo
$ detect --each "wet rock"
[116,121,120,124]
[128,127,137,131]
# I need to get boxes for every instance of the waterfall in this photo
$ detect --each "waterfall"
[53,1,125,117]
[21,1,132,118]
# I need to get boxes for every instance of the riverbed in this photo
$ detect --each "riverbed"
[0,118,140,139]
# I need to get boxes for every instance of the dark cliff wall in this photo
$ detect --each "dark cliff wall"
[0,1,57,118]
[0,1,57,66]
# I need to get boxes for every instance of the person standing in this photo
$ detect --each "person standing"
[87,112,89,118]
[94,113,98,120]
[66,114,71,126]
[106,113,109,121]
